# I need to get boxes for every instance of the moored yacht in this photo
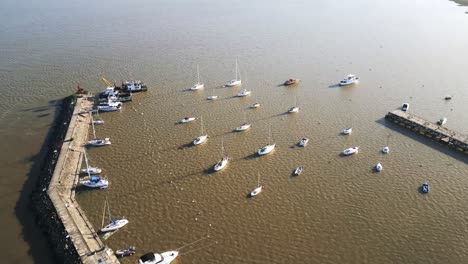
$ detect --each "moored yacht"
[101,218,129,233]
[343,146,359,156]
[401,103,409,112]
[342,127,352,135]
[138,251,179,264]
[258,144,275,155]
[81,176,108,189]
[284,78,300,86]
[375,163,383,172]
[236,89,251,97]
[250,102,261,108]
[115,246,136,258]
[180,117,196,123]
[98,102,122,112]
[421,182,429,194]
[81,167,102,175]
[235,123,251,131]
[288,106,299,113]
[214,156,228,171]
[87,138,111,146]
[437,117,447,125]
[298,138,309,147]
[293,166,303,176]
[190,65,204,90]
[382,146,390,154]
[250,185,264,197]
[207,95,218,100]
[225,59,242,87]
[339,74,359,86]
[193,116,207,145]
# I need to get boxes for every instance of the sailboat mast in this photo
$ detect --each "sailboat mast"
[197,64,200,84]
[200,115,204,135]
[84,150,91,178]
[106,198,112,221]
[257,173,260,187]
[235,59,238,80]
[268,124,272,145]
[221,136,224,157]
[91,116,97,139]
[101,199,107,228]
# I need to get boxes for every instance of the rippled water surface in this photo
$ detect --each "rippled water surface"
[1,0,468,263]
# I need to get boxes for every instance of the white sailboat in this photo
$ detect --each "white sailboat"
[250,174,264,197]
[87,119,111,146]
[375,163,383,172]
[225,59,242,87]
[100,198,129,233]
[342,127,352,135]
[193,115,208,145]
[343,146,359,156]
[80,176,108,189]
[190,65,204,91]
[288,96,299,113]
[207,87,218,100]
[213,137,228,171]
[235,112,251,132]
[92,113,104,125]
[81,149,102,174]
[236,89,251,97]
[258,125,275,155]
[138,251,179,264]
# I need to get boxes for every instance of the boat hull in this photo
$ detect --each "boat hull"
[193,135,208,145]
[258,144,275,155]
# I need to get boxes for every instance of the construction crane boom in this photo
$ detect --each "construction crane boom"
[101,77,114,87]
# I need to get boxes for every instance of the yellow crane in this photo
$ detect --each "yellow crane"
[101,77,114,87]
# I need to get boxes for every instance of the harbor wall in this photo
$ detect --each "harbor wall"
[30,95,81,263]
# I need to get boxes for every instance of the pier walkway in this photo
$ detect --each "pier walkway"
[386,109,468,154]
[48,95,119,264]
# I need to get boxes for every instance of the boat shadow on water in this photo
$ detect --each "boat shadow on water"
[328,84,341,88]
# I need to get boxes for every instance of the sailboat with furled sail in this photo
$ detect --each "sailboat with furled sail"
[100,198,129,233]
[80,149,102,175]
[225,58,242,87]
[87,117,111,146]
[193,115,208,145]
[213,136,228,171]
[257,124,275,155]
[190,65,204,91]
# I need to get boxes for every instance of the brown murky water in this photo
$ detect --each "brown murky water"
[1,0,468,263]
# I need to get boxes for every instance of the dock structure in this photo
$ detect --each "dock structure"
[48,95,119,264]
[385,109,468,154]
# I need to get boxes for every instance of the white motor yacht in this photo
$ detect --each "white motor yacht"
[298,138,309,147]
[87,138,111,146]
[235,123,251,131]
[288,106,299,113]
[437,117,447,125]
[138,251,179,264]
[343,147,359,156]
[401,103,409,112]
[258,144,275,155]
[342,127,352,135]
[180,117,196,123]
[375,163,383,172]
[339,74,359,86]
[81,176,108,189]
[382,146,390,154]
[101,218,129,233]
[236,89,251,97]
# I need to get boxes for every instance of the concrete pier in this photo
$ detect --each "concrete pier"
[385,109,468,154]
[47,95,119,264]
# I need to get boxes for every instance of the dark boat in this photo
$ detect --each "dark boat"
[284,78,299,85]
[115,246,136,258]
[421,182,429,194]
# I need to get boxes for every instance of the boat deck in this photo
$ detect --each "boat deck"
[48,95,119,264]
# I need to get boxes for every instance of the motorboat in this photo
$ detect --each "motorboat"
[193,135,208,145]
[98,102,122,112]
[207,95,218,100]
[92,119,104,125]
[284,78,299,86]
[193,116,207,145]
[236,89,251,97]
[81,176,108,189]
[250,185,264,197]
[375,163,383,172]
[180,117,196,123]
[343,146,359,156]
[258,144,275,155]
[138,251,179,264]
[437,117,447,125]
[293,166,303,176]
[115,246,136,258]
[225,59,242,87]
[339,74,359,86]
[214,156,228,171]
[250,102,261,108]
[444,95,452,100]
[101,218,129,233]
[124,80,147,92]
[298,138,309,147]
[81,167,102,175]
[342,127,352,135]
[87,138,111,146]
[235,123,251,131]
[288,106,299,113]
[382,146,390,154]
[401,103,409,112]
[190,65,204,90]
[421,182,429,194]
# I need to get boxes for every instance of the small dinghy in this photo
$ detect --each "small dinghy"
[87,138,111,146]
[92,119,104,125]
[207,95,218,100]
[342,127,352,135]
[293,166,303,176]
[375,163,383,172]
[421,182,429,194]
[382,146,390,154]
[343,146,359,156]
[236,89,251,97]
[180,117,196,123]
[250,102,261,108]
[81,167,102,175]
[339,74,359,86]
[437,117,447,125]
[284,78,299,86]
[81,176,108,189]
[298,138,309,147]
[235,123,251,131]
[116,246,136,258]
[138,251,179,264]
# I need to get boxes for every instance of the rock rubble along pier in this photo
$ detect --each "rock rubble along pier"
[47,94,119,264]
[385,109,468,154]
